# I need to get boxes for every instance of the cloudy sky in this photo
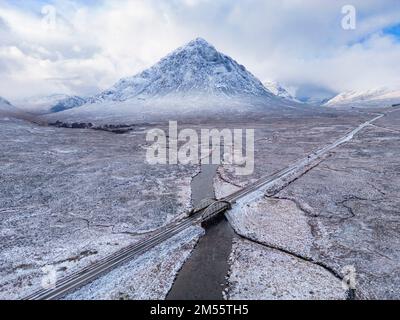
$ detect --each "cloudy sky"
[0,0,399,101]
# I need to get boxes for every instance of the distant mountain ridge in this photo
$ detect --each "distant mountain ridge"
[0,96,20,118]
[50,96,88,113]
[0,96,16,112]
[15,94,89,114]
[263,80,300,102]
[325,87,400,107]
[0,96,12,108]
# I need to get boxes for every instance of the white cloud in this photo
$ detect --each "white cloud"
[0,0,399,100]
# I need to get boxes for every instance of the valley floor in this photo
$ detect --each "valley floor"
[0,117,199,299]
[0,107,399,300]
[219,108,400,300]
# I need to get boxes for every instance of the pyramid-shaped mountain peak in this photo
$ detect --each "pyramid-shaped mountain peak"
[187,37,213,47]
[94,38,273,102]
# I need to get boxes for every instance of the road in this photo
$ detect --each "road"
[25,110,390,300]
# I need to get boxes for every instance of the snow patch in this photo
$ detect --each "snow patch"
[64,226,204,300]
[225,239,346,300]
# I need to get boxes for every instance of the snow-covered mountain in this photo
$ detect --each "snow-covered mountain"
[263,80,300,102]
[325,87,400,108]
[15,94,69,114]
[46,38,303,124]
[0,97,21,119]
[50,96,88,113]
[0,96,18,113]
[15,94,87,114]
[301,97,332,106]
[93,38,274,103]
[0,96,12,109]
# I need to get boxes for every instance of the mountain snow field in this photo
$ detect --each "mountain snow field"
[43,38,307,124]
[263,80,300,103]
[325,87,400,108]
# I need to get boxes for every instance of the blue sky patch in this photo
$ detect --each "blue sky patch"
[383,23,400,40]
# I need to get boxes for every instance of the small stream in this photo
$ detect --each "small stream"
[167,164,236,300]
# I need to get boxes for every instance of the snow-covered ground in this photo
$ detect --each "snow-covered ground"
[65,226,204,300]
[218,109,400,300]
[2,105,398,300]
[227,197,314,259]
[226,239,346,300]
[213,112,373,189]
[44,95,282,125]
[270,115,400,299]
[214,167,242,200]
[0,118,199,299]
